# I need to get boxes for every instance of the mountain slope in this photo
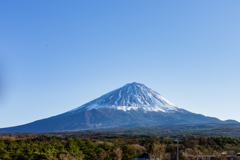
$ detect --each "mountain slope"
[70,82,179,113]
[0,82,237,132]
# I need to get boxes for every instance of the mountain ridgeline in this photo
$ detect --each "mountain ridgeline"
[0,82,237,132]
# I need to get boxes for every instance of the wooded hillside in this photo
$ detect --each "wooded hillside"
[1,135,240,160]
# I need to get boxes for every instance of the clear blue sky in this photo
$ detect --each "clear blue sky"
[1,0,240,128]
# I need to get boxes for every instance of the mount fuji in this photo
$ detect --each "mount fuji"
[70,82,179,113]
[0,82,236,132]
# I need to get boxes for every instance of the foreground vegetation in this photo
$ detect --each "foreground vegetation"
[1,134,240,160]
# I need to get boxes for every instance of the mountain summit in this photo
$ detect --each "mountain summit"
[0,82,237,132]
[70,82,178,113]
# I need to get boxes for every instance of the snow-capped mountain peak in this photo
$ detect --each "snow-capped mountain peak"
[70,82,179,113]
[2,82,234,132]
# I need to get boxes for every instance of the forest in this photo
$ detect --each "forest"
[27,123,240,139]
[1,134,240,160]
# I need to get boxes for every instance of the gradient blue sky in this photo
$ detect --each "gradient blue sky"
[1,0,240,128]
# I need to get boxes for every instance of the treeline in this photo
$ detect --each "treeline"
[35,123,240,138]
[0,135,240,160]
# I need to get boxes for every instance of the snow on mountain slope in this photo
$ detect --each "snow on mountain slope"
[70,82,179,113]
